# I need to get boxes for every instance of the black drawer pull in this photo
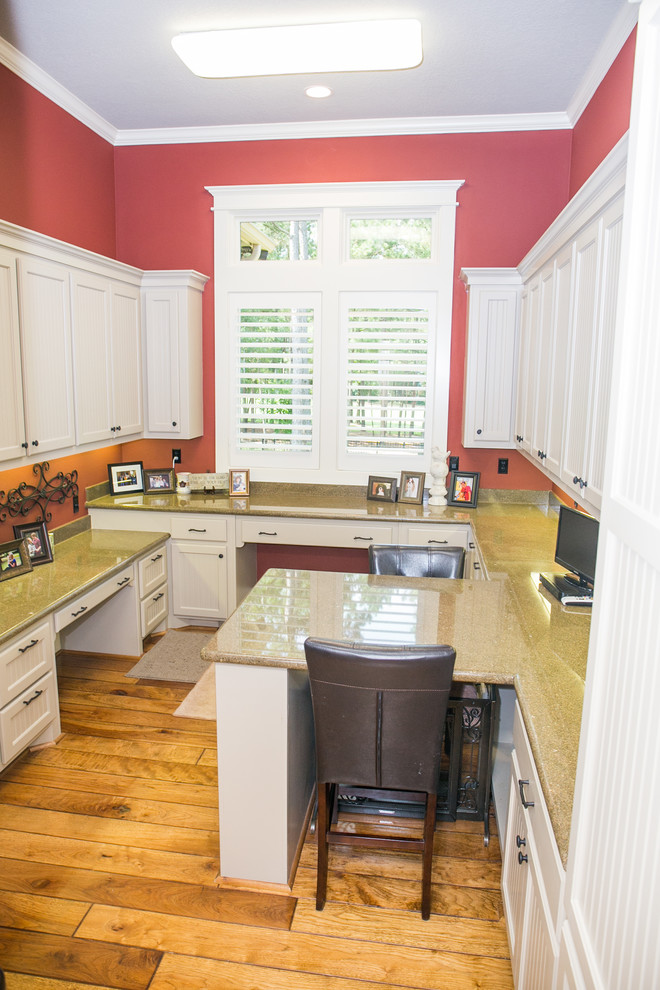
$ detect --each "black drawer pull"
[518,779,534,808]
[259,531,278,536]
[152,593,164,602]
[151,554,163,562]
[18,639,39,654]
[23,689,43,707]
[473,561,481,570]
[428,539,448,544]
[354,536,374,541]
[189,528,207,533]
[71,606,88,617]
[117,576,130,587]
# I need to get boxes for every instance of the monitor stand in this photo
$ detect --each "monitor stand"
[539,572,592,601]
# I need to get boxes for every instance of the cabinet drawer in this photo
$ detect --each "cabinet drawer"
[141,581,168,636]
[0,669,57,766]
[397,523,470,548]
[171,516,227,542]
[239,517,394,548]
[513,704,565,926]
[54,565,134,632]
[0,621,54,708]
[138,546,168,597]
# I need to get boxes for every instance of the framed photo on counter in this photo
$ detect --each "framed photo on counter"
[367,476,397,502]
[144,468,175,494]
[12,520,53,566]
[108,461,144,496]
[229,469,250,497]
[398,471,425,505]
[447,470,480,508]
[0,538,33,581]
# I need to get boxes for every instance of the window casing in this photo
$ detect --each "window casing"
[208,181,463,484]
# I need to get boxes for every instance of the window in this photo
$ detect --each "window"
[208,181,463,484]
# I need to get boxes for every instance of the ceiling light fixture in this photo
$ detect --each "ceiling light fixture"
[305,85,333,99]
[171,19,422,79]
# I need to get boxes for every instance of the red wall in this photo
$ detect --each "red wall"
[115,130,573,490]
[0,64,116,256]
[569,28,637,198]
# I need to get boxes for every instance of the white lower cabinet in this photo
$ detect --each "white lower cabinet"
[503,703,564,989]
[0,619,60,770]
[170,516,228,621]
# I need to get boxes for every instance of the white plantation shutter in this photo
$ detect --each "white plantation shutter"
[342,294,435,456]
[233,300,316,455]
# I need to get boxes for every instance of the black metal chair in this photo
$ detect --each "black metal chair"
[368,544,465,579]
[304,637,456,920]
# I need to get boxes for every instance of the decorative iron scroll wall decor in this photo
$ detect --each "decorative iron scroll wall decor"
[0,461,79,524]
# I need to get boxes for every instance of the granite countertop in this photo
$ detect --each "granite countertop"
[200,501,590,866]
[0,529,169,643]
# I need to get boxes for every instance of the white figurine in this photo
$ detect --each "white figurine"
[428,446,450,505]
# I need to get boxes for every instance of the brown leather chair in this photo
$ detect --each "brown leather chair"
[304,637,456,919]
[368,544,465,579]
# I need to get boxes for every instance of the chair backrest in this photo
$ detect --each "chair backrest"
[368,544,465,579]
[304,637,456,792]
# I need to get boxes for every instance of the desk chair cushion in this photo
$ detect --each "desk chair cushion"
[368,544,465,579]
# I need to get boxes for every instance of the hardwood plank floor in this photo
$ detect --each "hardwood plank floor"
[0,650,513,989]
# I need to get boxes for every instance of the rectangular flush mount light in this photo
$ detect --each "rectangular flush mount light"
[171,19,423,78]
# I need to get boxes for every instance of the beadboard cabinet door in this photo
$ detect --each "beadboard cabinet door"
[110,282,143,439]
[16,255,75,455]
[0,247,27,462]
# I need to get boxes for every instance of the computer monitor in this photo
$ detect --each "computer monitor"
[540,505,599,600]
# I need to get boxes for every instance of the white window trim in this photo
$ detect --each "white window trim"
[207,180,463,484]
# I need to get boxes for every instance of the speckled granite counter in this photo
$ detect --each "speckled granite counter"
[86,489,589,867]
[0,529,169,644]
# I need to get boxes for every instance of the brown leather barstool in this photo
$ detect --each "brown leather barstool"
[304,637,456,920]
[368,544,465,579]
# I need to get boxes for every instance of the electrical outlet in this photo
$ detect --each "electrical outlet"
[448,456,459,472]
[172,448,181,465]
[498,457,509,474]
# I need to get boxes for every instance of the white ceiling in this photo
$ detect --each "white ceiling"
[0,0,636,144]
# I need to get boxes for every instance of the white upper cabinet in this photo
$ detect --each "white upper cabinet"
[16,255,75,455]
[71,272,143,445]
[514,136,627,514]
[0,247,27,462]
[460,268,521,448]
[141,271,208,439]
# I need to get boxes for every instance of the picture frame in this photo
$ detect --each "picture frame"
[229,468,250,497]
[0,538,33,581]
[108,461,144,496]
[12,520,53,566]
[398,471,426,505]
[447,470,480,508]
[143,468,175,494]
[367,476,398,502]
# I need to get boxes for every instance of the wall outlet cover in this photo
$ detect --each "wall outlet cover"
[448,456,459,471]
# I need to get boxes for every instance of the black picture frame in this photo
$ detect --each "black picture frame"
[12,520,53,566]
[447,470,480,508]
[0,538,33,580]
[398,471,426,505]
[367,476,398,502]
[108,461,144,496]
[143,468,175,494]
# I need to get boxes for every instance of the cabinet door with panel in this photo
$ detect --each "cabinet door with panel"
[170,516,228,622]
[514,276,540,454]
[71,270,114,445]
[16,255,75,454]
[0,246,27,461]
[110,282,143,438]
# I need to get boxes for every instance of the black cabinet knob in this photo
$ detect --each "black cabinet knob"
[31,439,39,447]
[476,428,482,435]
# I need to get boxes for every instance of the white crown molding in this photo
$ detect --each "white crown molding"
[566,2,639,125]
[0,35,117,144]
[114,112,572,147]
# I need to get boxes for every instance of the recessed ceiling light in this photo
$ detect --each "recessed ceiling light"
[306,85,333,99]
[171,20,422,79]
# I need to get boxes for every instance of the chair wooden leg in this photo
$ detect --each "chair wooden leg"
[316,782,330,910]
[421,792,437,920]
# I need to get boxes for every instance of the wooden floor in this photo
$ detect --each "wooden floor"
[0,650,514,989]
